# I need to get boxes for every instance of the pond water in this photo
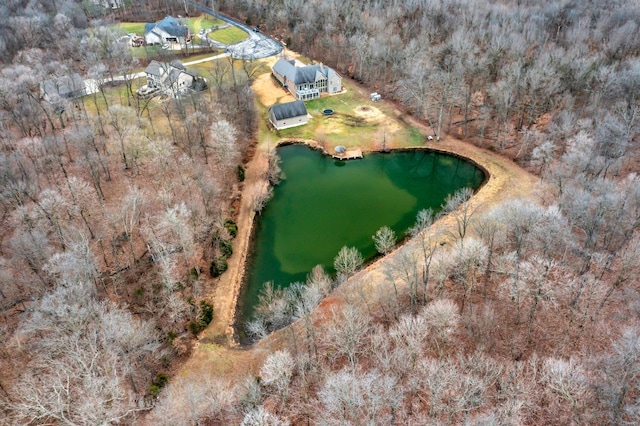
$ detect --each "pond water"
[240,144,485,321]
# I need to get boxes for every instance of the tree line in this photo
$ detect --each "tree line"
[0,1,261,423]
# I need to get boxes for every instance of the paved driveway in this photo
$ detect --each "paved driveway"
[189,1,283,59]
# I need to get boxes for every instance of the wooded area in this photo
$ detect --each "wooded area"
[0,0,639,424]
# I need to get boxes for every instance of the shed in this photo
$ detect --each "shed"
[268,100,309,130]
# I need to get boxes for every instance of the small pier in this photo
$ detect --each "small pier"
[332,148,363,160]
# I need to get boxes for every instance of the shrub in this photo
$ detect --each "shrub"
[148,385,160,397]
[219,239,233,258]
[189,320,205,335]
[237,165,245,182]
[225,218,238,238]
[200,300,214,325]
[189,267,200,282]
[153,372,169,388]
[148,372,169,396]
[210,257,228,277]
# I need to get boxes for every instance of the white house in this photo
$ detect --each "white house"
[142,60,206,97]
[268,100,309,130]
[272,58,342,101]
[144,16,190,46]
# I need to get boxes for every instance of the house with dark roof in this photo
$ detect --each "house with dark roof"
[272,58,342,101]
[40,73,87,103]
[144,16,190,46]
[268,100,309,130]
[142,60,206,98]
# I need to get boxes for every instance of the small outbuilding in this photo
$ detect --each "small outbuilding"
[268,100,309,130]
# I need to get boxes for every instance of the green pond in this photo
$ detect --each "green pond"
[240,144,485,320]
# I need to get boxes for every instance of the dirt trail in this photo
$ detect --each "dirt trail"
[198,143,270,345]
[169,71,538,392]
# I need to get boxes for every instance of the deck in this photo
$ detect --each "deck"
[332,148,363,160]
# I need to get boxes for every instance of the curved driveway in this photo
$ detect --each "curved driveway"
[189,1,283,59]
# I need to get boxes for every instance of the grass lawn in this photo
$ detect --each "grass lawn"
[260,78,426,151]
[184,15,225,33]
[208,26,248,44]
[118,22,146,36]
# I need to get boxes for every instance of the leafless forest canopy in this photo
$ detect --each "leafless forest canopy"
[0,0,639,424]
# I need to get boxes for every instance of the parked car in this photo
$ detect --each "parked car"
[162,44,169,49]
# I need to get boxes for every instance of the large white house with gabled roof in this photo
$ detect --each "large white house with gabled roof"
[142,60,206,97]
[144,16,190,46]
[272,58,342,101]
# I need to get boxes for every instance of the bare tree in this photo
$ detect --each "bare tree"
[443,187,476,243]
[451,238,488,314]
[373,225,396,255]
[318,368,399,425]
[422,299,459,358]
[240,405,288,426]
[333,246,364,282]
[410,208,442,304]
[107,105,137,170]
[593,327,640,425]
[321,303,371,369]
[260,350,295,407]
[542,357,588,422]
[151,375,236,426]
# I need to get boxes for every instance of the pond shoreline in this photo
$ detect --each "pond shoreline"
[161,122,537,422]
[229,139,490,345]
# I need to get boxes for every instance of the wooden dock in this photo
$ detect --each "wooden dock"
[332,148,363,160]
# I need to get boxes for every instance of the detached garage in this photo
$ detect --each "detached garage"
[268,100,309,130]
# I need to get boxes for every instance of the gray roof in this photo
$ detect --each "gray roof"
[293,65,321,85]
[41,73,85,99]
[145,16,188,38]
[170,60,185,70]
[146,60,192,78]
[272,58,296,79]
[273,58,338,86]
[145,60,164,76]
[145,60,200,89]
[269,100,308,120]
